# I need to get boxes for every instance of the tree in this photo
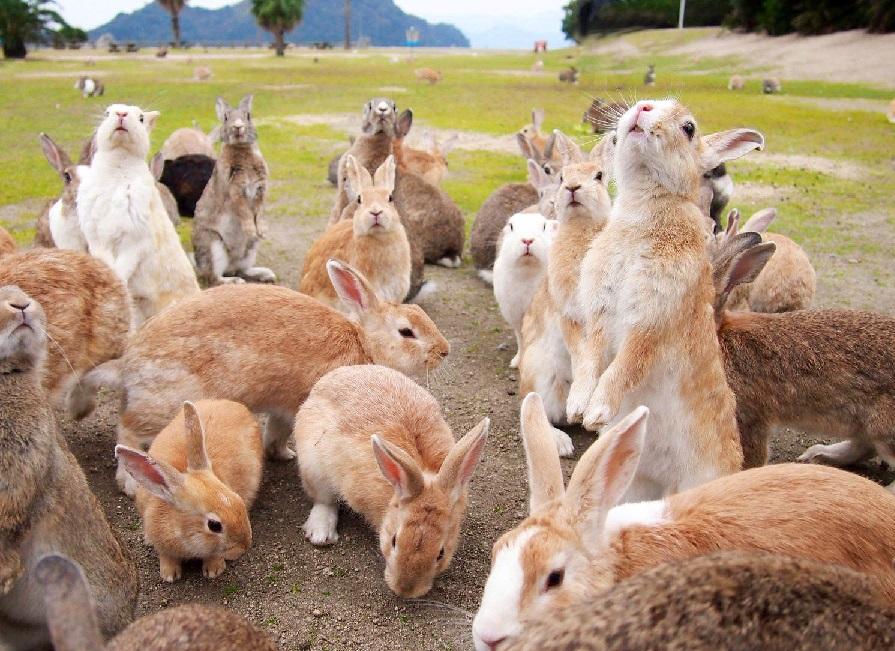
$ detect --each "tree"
[251,0,304,56]
[157,0,186,47]
[0,0,68,58]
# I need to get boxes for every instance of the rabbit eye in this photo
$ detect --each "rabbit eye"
[545,569,564,590]
[391,534,397,548]
[559,174,564,183]
[509,223,514,232]
[681,121,696,139]
[388,194,394,202]
[595,171,603,181]
[398,327,416,339]
[139,114,144,123]
[357,195,362,204]
[612,134,618,145]
[207,519,223,534]
[437,547,445,561]
[247,112,251,121]
[63,171,72,184]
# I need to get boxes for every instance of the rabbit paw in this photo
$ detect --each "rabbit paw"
[553,428,575,458]
[266,442,296,461]
[303,504,339,546]
[219,276,246,285]
[159,556,182,583]
[0,550,23,595]
[583,400,615,432]
[565,383,593,424]
[202,557,227,579]
[241,267,277,284]
[797,440,869,467]
[510,353,520,368]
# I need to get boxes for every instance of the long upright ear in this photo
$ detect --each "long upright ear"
[532,108,545,132]
[520,393,565,514]
[143,111,160,131]
[722,241,776,296]
[239,94,254,114]
[527,159,548,189]
[437,418,490,501]
[741,208,777,234]
[35,554,105,651]
[516,132,535,160]
[215,97,229,122]
[552,129,583,166]
[345,154,372,199]
[371,435,424,500]
[563,406,649,547]
[114,445,183,504]
[542,131,557,162]
[78,131,97,165]
[701,128,764,170]
[396,109,413,138]
[440,133,458,156]
[725,208,740,238]
[150,152,165,181]
[326,259,380,314]
[39,133,72,176]
[182,401,210,472]
[373,155,396,193]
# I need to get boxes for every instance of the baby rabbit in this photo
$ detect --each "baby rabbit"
[471,393,895,650]
[73,261,449,494]
[193,95,276,286]
[0,248,131,408]
[570,100,763,500]
[505,552,895,651]
[0,228,14,257]
[300,155,411,306]
[77,104,199,326]
[36,132,87,250]
[294,364,489,598]
[36,554,278,650]
[117,400,262,582]
[493,212,555,368]
[0,286,137,649]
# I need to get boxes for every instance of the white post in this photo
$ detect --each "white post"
[678,0,686,29]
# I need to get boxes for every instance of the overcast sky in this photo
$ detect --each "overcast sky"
[57,0,568,31]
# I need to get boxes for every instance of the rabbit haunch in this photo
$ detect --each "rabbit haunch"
[76,104,198,326]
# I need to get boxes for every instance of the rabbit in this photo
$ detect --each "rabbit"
[193,95,276,287]
[0,228,14,258]
[71,260,450,494]
[558,66,578,83]
[708,231,895,474]
[393,131,457,186]
[716,208,816,313]
[36,554,278,650]
[160,126,215,160]
[763,78,781,94]
[583,98,629,134]
[36,132,88,250]
[471,393,895,650]
[568,100,764,500]
[728,74,745,90]
[157,153,216,217]
[644,64,656,86]
[519,109,561,165]
[0,286,138,649]
[414,67,442,84]
[293,364,489,598]
[77,104,199,327]
[156,45,168,58]
[0,248,131,408]
[701,162,733,232]
[300,155,411,306]
[493,213,556,368]
[194,66,212,81]
[149,153,180,226]
[504,552,895,651]
[74,76,104,98]
[531,59,544,72]
[116,400,263,582]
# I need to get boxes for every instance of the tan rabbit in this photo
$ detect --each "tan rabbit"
[0,287,137,649]
[709,231,895,475]
[505,552,895,651]
[36,132,87,250]
[0,228,14,258]
[116,400,262,582]
[519,109,561,165]
[569,101,763,500]
[393,131,457,186]
[72,261,450,494]
[36,554,278,650]
[149,153,180,226]
[0,248,131,408]
[294,364,489,598]
[414,67,442,84]
[728,74,745,90]
[300,155,411,306]
[160,126,215,160]
[471,393,895,649]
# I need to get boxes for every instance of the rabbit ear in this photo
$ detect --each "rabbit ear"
[722,241,776,297]
[437,418,490,501]
[563,406,649,548]
[239,94,254,114]
[215,97,230,122]
[516,133,535,160]
[520,393,565,514]
[373,155,396,193]
[542,131,557,161]
[182,401,210,472]
[345,155,372,197]
[701,128,764,170]
[35,554,105,651]
[371,435,424,500]
[532,108,545,132]
[741,208,777,234]
[326,259,380,314]
[440,133,458,156]
[552,129,583,166]
[143,111,160,131]
[725,208,740,238]
[396,109,413,138]
[150,152,165,181]
[39,133,72,176]
[115,445,184,504]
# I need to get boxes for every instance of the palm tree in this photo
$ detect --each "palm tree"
[157,0,186,48]
[0,0,70,59]
[251,0,304,56]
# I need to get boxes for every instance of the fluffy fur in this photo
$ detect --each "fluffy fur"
[158,154,216,217]
[117,400,263,581]
[159,127,215,160]
[0,287,137,649]
[518,109,560,166]
[728,74,745,90]
[36,133,87,251]
[393,132,456,186]
[294,364,488,597]
[149,154,180,226]
[77,104,198,326]
[414,68,442,84]
[0,228,14,258]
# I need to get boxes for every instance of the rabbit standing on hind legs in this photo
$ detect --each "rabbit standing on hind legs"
[193,95,276,287]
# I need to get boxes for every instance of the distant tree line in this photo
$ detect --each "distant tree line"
[562,0,895,40]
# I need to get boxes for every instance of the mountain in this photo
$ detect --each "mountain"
[89,0,469,47]
[448,10,571,49]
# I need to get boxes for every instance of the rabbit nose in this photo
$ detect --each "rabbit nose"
[566,183,581,193]
[640,103,653,112]
[116,111,128,119]
[522,238,534,245]
[370,210,383,217]
[377,102,389,113]
[9,301,30,312]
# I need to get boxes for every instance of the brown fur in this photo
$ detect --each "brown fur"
[34,201,54,248]
[727,232,815,312]
[393,133,455,185]
[583,98,628,134]
[471,183,538,271]
[393,170,465,265]
[0,228,14,258]
[729,74,745,90]
[0,249,131,407]
[160,127,215,160]
[509,552,895,651]
[35,133,83,249]
[414,68,442,84]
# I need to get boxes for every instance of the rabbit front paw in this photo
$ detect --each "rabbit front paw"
[552,427,575,458]
[203,556,227,579]
[303,504,339,546]
[565,382,593,424]
[219,276,246,285]
[159,556,182,583]
[582,397,617,432]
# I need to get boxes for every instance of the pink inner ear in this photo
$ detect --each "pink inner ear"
[334,268,366,309]
[377,449,405,489]
[122,450,167,489]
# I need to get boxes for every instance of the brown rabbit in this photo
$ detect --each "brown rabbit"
[583,98,629,134]
[36,554,277,650]
[160,126,215,160]
[0,248,131,408]
[710,231,895,475]
[300,155,412,306]
[0,287,138,649]
[117,401,263,581]
[72,261,450,494]
[505,552,895,651]
[415,67,442,84]
[558,66,578,83]
[149,153,180,226]
[393,131,457,186]
[519,109,561,165]
[35,132,87,250]
[0,228,14,258]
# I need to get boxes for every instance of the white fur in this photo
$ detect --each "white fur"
[493,213,554,368]
[48,198,86,251]
[77,104,198,326]
[409,280,438,304]
[522,308,572,430]
[603,499,668,542]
